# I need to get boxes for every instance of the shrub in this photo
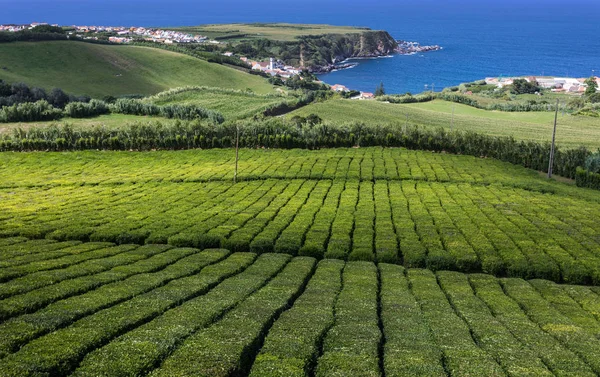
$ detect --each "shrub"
[0,100,63,122]
[64,100,109,118]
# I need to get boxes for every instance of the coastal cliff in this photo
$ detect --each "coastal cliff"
[298,31,399,72]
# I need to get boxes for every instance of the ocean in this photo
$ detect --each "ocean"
[2,0,599,94]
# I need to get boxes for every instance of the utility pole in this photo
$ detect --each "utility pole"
[451,104,455,131]
[547,99,559,179]
[432,83,435,93]
[404,113,408,133]
[234,125,240,184]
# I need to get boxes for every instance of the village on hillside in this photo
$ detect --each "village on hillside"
[0,22,210,44]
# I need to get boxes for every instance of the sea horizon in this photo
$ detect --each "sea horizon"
[2,0,599,94]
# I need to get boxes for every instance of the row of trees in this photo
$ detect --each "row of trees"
[0,80,90,108]
[0,98,223,123]
[0,118,592,179]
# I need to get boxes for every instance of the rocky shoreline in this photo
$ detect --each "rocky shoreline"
[312,40,442,74]
[395,40,442,55]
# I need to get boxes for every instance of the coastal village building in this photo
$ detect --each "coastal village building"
[331,84,350,92]
[485,76,600,93]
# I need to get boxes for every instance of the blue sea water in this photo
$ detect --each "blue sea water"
[2,0,599,94]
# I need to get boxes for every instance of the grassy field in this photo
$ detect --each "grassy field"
[0,41,275,97]
[0,243,600,376]
[176,23,368,41]
[288,99,600,149]
[0,114,172,134]
[2,147,600,283]
[148,87,292,120]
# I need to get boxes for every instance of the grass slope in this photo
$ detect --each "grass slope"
[0,41,274,97]
[288,99,600,149]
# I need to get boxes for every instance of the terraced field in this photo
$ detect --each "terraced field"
[2,148,600,284]
[0,240,600,377]
[147,87,293,120]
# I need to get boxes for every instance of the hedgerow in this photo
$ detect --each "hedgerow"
[0,118,591,179]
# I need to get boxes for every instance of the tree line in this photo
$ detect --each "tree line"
[0,118,593,180]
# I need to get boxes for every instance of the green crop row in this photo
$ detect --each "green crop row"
[149,256,316,377]
[0,244,140,299]
[379,264,446,376]
[0,147,556,189]
[437,271,554,376]
[501,278,600,374]
[349,182,376,262]
[274,181,332,255]
[0,245,173,321]
[0,250,247,376]
[1,177,600,282]
[408,269,505,376]
[250,181,317,254]
[325,181,359,260]
[2,253,600,375]
[72,253,292,377]
[250,259,345,377]
[0,246,195,357]
[315,262,381,377]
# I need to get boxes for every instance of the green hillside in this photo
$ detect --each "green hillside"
[0,41,274,97]
[288,99,600,149]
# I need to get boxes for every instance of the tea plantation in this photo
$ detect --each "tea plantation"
[2,147,600,376]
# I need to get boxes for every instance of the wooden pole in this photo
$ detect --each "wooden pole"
[234,125,239,184]
[404,114,408,133]
[548,99,559,179]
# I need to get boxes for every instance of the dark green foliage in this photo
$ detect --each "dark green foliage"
[64,99,109,118]
[0,100,63,122]
[110,98,224,123]
[576,166,600,190]
[374,81,385,97]
[380,264,446,376]
[511,78,541,94]
[0,250,244,377]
